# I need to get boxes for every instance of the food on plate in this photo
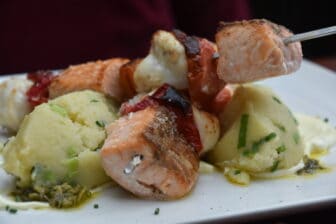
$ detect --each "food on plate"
[1,18,335,210]
[172,30,226,110]
[296,114,336,155]
[2,90,117,207]
[251,114,336,179]
[133,31,188,92]
[127,30,226,110]
[26,71,55,107]
[224,168,250,185]
[206,85,304,174]
[102,84,219,199]
[49,58,129,101]
[216,19,302,83]
[199,161,216,174]
[102,106,199,199]
[0,78,32,132]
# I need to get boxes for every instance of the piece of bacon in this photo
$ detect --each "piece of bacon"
[172,30,226,111]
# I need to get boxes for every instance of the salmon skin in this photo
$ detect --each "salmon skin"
[216,19,302,83]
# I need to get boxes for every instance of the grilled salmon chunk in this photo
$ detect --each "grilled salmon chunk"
[49,58,129,100]
[216,19,302,83]
[101,106,199,200]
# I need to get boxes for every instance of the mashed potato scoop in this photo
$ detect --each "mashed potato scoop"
[206,85,304,173]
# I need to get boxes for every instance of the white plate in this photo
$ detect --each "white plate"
[1,60,336,224]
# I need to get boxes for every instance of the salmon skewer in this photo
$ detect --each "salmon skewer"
[216,19,302,83]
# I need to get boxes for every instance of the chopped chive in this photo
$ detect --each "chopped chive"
[274,123,286,132]
[15,195,22,202]
[237,114,249,149]
[276,145,286,154]
[242,150,251,157]
[5,206,17,214]
[234,170,241,175]
[9,208,17,214]
[264,132,277,142]
[288,110,298,125]
[67,147,77,157]
[270,160,280,172]
[96,120,105,128]
[293,132,300,144]
[90,99,99,103]
[94,204,99,209]
[272,96,282,104]
[3,139,9,147]
[49,104,67,117]
[154,208,160,215]
[251,132,277,153]
[324,118,329,123]
[243,132,277,156]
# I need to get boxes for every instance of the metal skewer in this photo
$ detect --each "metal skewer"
[283,26,336,44]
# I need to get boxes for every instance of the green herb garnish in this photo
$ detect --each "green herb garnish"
[288,110,298,125]
[90,99,99,103]
[61,157,79,181]
[274,123,286,132]
[243,132,277,157]
[67,147,77,158]
[296,155,324,175]
[94,204,99,209]
[3,139,9,147]
[293,132,300,144]
[234,170,241,175]
[11,183,91,208]
[238,114,249,149]
[49,104,67,117]
[5,206,17,214]
[95,120,105,128]
[272,96,282,104]
[15,195,22,202]
[154,208,160,215]
[276,145,286,154]
[31,164,57,187]
[251,132,276,153]
[270,160,280,172]
[242,150,251,157]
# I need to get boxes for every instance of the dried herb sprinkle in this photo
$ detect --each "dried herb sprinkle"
[154,208,160,215]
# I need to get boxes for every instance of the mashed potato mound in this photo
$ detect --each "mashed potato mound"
[206,85,304,173]
[3,90,118,188]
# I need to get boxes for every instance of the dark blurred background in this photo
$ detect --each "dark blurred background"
[0,0,335,75]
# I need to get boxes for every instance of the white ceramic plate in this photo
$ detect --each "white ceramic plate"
[0,60,336,224]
